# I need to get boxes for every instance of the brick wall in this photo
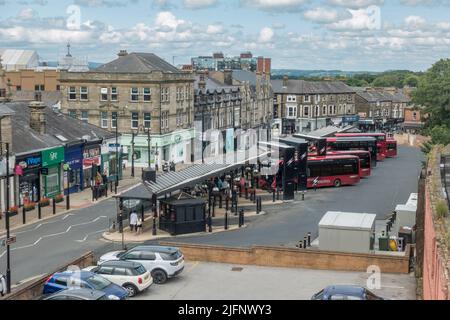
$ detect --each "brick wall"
[161,242,411,274]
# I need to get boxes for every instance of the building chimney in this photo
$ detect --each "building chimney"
[224,69,233,86]
[257,57,264,75]
[28,100,47,135]
[118,50,128,57]
[198,71,207,90]
[264,58,271,75]
[283,75,289,88]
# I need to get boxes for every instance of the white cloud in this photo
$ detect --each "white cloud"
[328,6,381,31]
[304,7,340,23]
[183,0,217,9]
[17,8,37,20]
[404,15,427,30]
[258,27,274,43]
[241,0,307,11]
[206,24,224,34]
[327,0,384,9]
[400,0,450,5]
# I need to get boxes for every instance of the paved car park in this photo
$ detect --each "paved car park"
[133,261,416,300]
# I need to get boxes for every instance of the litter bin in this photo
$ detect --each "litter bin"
[399,227,413,246]
[378,236,389,251]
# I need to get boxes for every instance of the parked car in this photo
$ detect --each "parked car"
[98,246,184,284]
[39,288,119,300]
[311,285,384,300]
[43,271,128,300]
[84,261,152,297]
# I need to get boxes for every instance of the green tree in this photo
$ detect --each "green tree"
[412,59,450,129]
[403,75,419,87]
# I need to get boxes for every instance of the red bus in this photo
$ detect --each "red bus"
[326,136,378,168]
[307,155,361,189]
[335,133,387,161]
[309,150,372,178]
[386,139,398,157]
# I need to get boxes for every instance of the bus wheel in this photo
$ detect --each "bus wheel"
[334,179,342,188]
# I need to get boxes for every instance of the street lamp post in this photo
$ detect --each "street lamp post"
[146,127,151,168]
[1,142,12,294]
[115,112,119,191]
[131,131,136,178]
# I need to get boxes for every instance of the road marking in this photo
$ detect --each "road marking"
[187,261,200,273]
[75,229,109,243]
[0,216,108,258]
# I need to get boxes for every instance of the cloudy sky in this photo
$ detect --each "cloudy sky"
[1,0,450,71]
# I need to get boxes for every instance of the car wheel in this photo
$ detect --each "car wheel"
[334,179,342,188]
[152,269,168,284]
[123,284,138,297]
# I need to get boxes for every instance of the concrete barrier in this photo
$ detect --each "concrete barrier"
[0,251,94,300]
[160,242,411,274]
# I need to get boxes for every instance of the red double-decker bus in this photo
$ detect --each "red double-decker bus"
[307,155,361,189]
[335,133,388,161]
[310,150,372,178]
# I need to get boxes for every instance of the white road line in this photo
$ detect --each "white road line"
[0,216,108,257]
[75,229,109,243]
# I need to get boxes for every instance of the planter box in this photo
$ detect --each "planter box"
[55,198,64,204]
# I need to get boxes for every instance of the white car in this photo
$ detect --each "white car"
[98,246,185,284]
[84,260,152,297]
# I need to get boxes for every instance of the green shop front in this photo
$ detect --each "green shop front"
[41,146,64,198]
[120,128,195,169]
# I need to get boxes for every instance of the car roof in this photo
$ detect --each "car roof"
[53,271,96,280]
[129,245,180,254]
[46,288,105,300]
[324,285,365,296]
[100,260,143,268]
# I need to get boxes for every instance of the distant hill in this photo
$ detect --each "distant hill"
[271,69,381,78]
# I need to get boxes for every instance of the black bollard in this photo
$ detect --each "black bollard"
[219,194,223,209]
[299,241,303,249]
[92,187,95,202]
[66,193,70,211]
[252,190,256,204]
[224,210,228,230]
[38,203,42,220]
[22,206,26,225]
[272,189,276,202]
[152,216,157,236]
[52,198,56,215]
[307,232,311,247]
[141,205,145,222]
[110,181,113,193]
[276,188,280,201]
[245,187,248,199]
[208,215,212,233]
[256,197,261,214]
[303,237,307,249]
[212,199,216,218]
[226,197,229,211]
[105,184,108,198]
[302,192,305,201]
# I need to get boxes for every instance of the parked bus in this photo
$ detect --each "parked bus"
[307,155,361,189]
[386,139,398,158]
[335,133,388,161]
[309,150,372,178]
[326,137,378,168]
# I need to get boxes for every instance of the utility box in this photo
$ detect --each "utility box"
[393,193,418,235]
[319,211,376,254]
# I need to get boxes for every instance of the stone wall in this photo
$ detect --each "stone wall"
[161,242,411,274]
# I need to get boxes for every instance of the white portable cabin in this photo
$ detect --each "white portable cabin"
[319,211,376,254]
[393,193,418,235]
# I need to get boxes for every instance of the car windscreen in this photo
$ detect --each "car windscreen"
[133,265,147,275]
[159,250,182,261]
[87,275,112,290]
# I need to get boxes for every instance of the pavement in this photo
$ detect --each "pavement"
[134,261,417,300]
[0,145,423,286]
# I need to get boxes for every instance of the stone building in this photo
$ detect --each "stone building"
[272,76,356,134]
[354,88,410,130]
[59,50,196,169]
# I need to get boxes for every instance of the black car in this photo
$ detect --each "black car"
[39,288,119,300]
[311,285,384,300]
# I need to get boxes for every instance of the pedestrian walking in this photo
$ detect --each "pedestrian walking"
[0,273,6,296]
[129,210,138,232]
[136,218,143,235]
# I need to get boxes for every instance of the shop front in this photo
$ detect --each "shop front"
[64,143,83,195]
[83,144,101,188]
[15,152,42,206]
[41,146,65,198]
[108,143,123,182]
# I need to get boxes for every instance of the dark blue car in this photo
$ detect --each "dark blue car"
[43,271,128,300]
[311,285,384,300]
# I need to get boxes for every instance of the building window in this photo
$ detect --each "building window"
[100,88,108,101]
[161,87,170,102]
[287,106,297,118]
[316,95,321,103]
[185,86,190,100]
[304,95,310,103]
[56,85,60,91]
[144,113,151,129]
[323,106,327,115]
[131,112,139,129]
[161,111,169,129]
[111,112,117,129]
[304,106,309,117]
[329,105,333,115]
[68,110,77,118]
[111,87,118,101]
[68,87,77,100]
[101,112,108,128]
[131,88,139,101]
[16,86,22,91]
[35,84,45,91]
[176,87,183,101]
[80,87,88,101]
[143,88,151,102]
[80,111,89,123]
